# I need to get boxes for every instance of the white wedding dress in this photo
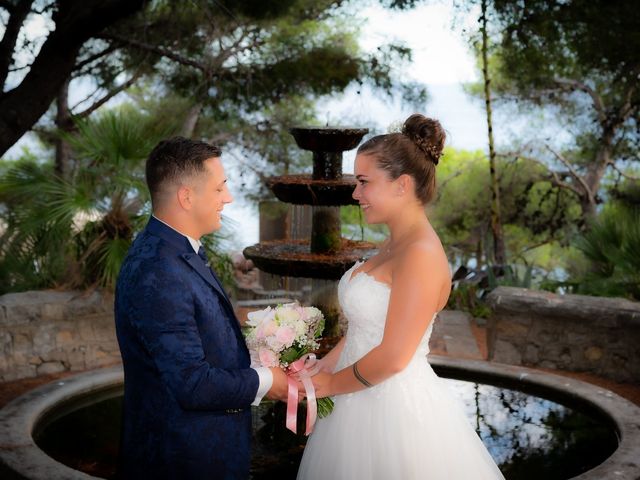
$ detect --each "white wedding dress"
[297,261,505,480]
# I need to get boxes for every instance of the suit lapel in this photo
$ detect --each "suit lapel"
[144,217,248,349]
[181,252,233,309]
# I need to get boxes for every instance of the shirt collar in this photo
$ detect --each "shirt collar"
[151,215,201,253]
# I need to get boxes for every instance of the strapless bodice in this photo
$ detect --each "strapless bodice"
[335,261,435,371]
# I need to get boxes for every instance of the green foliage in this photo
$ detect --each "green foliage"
[446,283,492,319]
[487,264,533,289]
[340,205,388,242]
[431,147,581,272]
[569,203,640,300]
[0,106,233,294]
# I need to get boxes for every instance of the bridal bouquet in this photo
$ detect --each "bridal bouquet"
[244,302,334,434]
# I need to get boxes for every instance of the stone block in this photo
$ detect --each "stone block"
[3,302,41,325]
[1,291,73,325]
[55,330,75,346]
[41,303,65,321]
[11,332,32,352]
[91,318,117,341]
[42,348,68,364]
[5,364,36,380]
[67,348,87,370]
[66,290,113,317]
[496,320,529,337]
[584,346,603,362]
[32,329,54,351]
[0,330,12,354]
[28,356,42,365]
[523,344,539,363]
[36,361,66,375]
[0,355,8,372]
[77,322,95,341]
[567,332,591,345]
[539,360,557,369]
[493,339,522,364]
[558,348,572,368]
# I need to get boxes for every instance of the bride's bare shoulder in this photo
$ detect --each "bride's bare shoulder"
[395,237,450,279]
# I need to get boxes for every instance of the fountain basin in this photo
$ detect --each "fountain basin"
[243,239,377,279]
[1,358,638,479]
[289,127,368,152]
[267,175,359,206]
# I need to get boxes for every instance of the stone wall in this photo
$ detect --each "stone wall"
[486,286,640,383]
[0,290,121,382]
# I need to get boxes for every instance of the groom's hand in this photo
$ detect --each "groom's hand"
[266,367,289,401]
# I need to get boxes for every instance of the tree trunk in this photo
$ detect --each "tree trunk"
[180,102,203,138]
[0,0,145,157]
[480,0,506,265]
[55,78,73,178]
[580,151,609,221]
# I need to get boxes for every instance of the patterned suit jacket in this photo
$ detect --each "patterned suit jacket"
[115,216,259,479]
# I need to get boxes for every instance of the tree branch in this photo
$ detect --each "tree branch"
[553,77,607,126]
[96,32,208,72]
[75,71,142,118]
[0,0,34,89]
[0,0,14,13]
[497,151,584,197]
[0,0,146,157]
[544,144,595,203]
[616,80,639,126]
[610,162,640,181]
[73,44,118,73]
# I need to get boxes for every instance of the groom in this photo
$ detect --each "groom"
[114,137,288,479]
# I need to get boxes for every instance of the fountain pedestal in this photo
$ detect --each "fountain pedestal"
[243,127,374,336]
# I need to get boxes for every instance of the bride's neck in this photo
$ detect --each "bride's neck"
[386,208,429,245]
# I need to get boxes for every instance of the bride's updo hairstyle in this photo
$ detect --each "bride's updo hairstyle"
[357,114,446,204]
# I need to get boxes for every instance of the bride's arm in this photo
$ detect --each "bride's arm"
[312,243,450,397]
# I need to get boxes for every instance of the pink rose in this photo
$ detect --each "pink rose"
[275,326,296,348]
[258,348,278,367]
[262,318,278,337]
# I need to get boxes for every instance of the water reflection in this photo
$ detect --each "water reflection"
[444,379,618,479]
[34,378,617,480]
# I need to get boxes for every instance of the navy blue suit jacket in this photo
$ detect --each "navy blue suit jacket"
[115,216,259,479]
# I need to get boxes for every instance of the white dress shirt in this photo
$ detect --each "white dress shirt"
[152,215,273,405]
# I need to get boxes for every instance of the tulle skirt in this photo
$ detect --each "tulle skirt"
[297,358,505,480]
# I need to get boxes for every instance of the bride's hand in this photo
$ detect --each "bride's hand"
[310,372,333,398]
[303,353,335,376]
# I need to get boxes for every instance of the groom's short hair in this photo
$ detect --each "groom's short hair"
[146,136,222,208]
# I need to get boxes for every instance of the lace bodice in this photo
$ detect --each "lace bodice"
[335,261,435,371]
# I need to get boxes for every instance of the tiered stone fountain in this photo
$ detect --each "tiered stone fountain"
[243,127,377,336]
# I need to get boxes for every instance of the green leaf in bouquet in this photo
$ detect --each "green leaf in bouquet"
[280,345,306,365]
[317,397,334,418]
[314,316,325,338]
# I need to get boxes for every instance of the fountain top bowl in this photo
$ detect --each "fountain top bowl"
[289,127,369,152]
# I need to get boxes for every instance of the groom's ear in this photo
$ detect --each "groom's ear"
[177,185,193,211]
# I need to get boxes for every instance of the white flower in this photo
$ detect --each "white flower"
[246,306,273,327]
[275,305,301,324]
[304,306,323,322]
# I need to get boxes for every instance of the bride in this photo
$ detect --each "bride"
[297,114,505,479]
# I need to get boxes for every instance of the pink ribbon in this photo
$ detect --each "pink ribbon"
[285,356,317,436]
